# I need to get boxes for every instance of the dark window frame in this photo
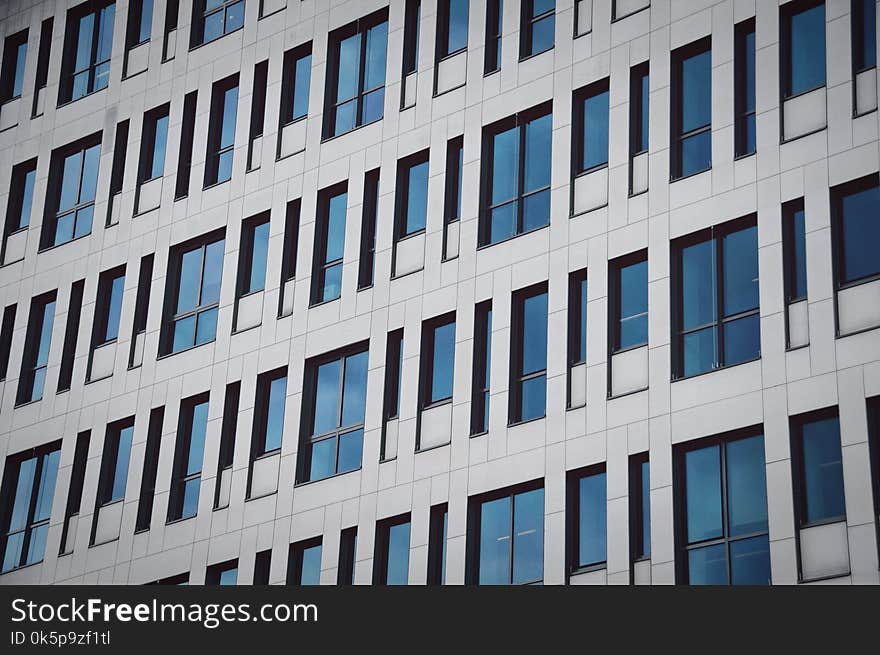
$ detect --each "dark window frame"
[566,464,607,575]
[436,0,469,61]
[470,300,492,435]
[670,37,712,181]
[629,61,649,157]
[381,328,404,460]
[167,392,210,523]
[442,135,464,260]
[402,0,421,79]
[629,452,651,565]
[94,416,135,511]
[135,406,164,531]
[0,29,28,104]
[3,158,38,243]
[125,0,153,51]
[372,513,411,585]
[394,149,430,243]
[205,558,238,585]
[309,182,347,306]
[138,103,170,185]
[190,0,245,49]
[204,74,239,188]
[358,168,380,290]
[609,250,649,355]
[60,430,91,552]
[830,173,880,295]
[58,0,115,105]
[734,19,756,158]
[484,0,502,74]
[418,312,456,415]
[236,211,271,301]
[16,290,56,406]
[287,536,322,585]
[214,381,240,509]
[337,526,357,585]
[782,197,807,305]
[249,366,287,462]
[58,279,85,393]
[789,407,847,530]
[572,78,610,178]
[279,42,312,128]
[780,0,827,101]
[509,281,548,425]
[427,503,448,585]
[519,0,555,60]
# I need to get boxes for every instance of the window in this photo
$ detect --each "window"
[280,43,312,126]
[381,328,403,459]
[161,230,225,355]
[672,216,759,378]
[191,0,244,48]
[358,169,379,289]
[162,0,179,60]
[0,304,17,380]
[206,559,238,585]
[95,418,134,508]
[568,270,587,367]
[107,119,129,225]
[3,158,37,240]
[253,550,271,584]
[480,102,552,246]
[567,466,606,573]
[734,19,756,157]
[402,0,420,77]
[443,136,463,259]
[373,514,411,585]
[135,406,164,531]
[852,0,877,73]
[168,394,209,522]
[17,291,56,405]
[630,62,649,155]
[60,431,90,553]
[175,91,197,198]
[205,75,238,187]
[395,150,429,241]
[510,283,547,423]
[0,30,27,103]
[671,38,711,179]
[128,254,154,367]
[867,398,880,555]
[244,60,265,167]
[484,0,502,74]
[126,0,153,48]
[298,345,368,483]
[437,0,468,59]
[427,504,448,585]
[471,301,492,435]
[613,0,650,21]
[139,104,169,184]
[58,280,84,392]
[467,481,544,584]
[91,266,125,349]
[630,453,650,562]
[610,252,648,352]
[288,538,322,585]
[676,430,769,585]
[323,9,388,139]
[237,213,270,297]
[831,174,880,288]
[278,199,300,316]
[42,135,101,249]
[420,313,456,410]
[59,1,115,103]
[337,527,357,585]
[573,79,609,175]
[781,0,826,99]
[311,183,347,305]
[790,410,846,526]
[0,442,61,573]
[214,381,239,508]
[783,199,807,303]
[520,0,554,59]
[32,19,53,115]
[251,367,287,457]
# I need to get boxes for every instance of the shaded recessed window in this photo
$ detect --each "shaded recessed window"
[781,0,826,99]
[484,0,503,73]
[206,559,238,585]
[671,38,711,179]
[437,0,469,59]
[0,29,28,102]
[831,174,880,287]
[238,214,270,297]
[281,43,312,125]
[421,313,455,408]
[373,514,411,585]
[42,135,102,249]
[252,367,287,456]
[126,0,153,47]
[3,158,37,237]
[510,283,547,423]
[96,418,135,507]
[139,104,170,183]
[288,538,322,585]
[520,0,554,59]
[168,393,209,522]
[791,410,846,526]
[17,291,56,405]
[191,0,244,48]
[630,62,649,155]
[783,199,807,303]
[630,453,650,562]
[734,19,755,157]
[59,1,115,103]
[611,253,648,352]
[852,0,877,72]
[573,79,609,174]
[427,504,448,585]
[205,75,238,187]
[395,150,430,239]
[311,183,347,305]
[471,301,492,435]
[92,266,126,347]
[568,466,606,572]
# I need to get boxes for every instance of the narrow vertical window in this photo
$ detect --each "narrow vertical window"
[214,381,239,509]
[791,411,846,527]
[237,213,270,298]
[280,44,311,126]
[126,0,153,52]
[629,62,649,156]
[60,430,90,554]
[568,466,607,573]
[0,30,28,103]
[381,328,404,461]
[510,283,548,423]
[610,253,648,352]
[358,169,379,289]
[32,18,53,116]
[573,79,610,175]
[59,1,115,103]
[95,418,135,509]
[253,550,271,584]
[323,9,389,139]
[135,406,164,531]
[852,0,877,73]
[831,174,880,288]
[0,303,17,380]
[427,504,448,585]
[128,253,154,368]
[90,266,126,354]
[395,150,430,240]
[443,136,463,260]
[0,442,61,572]
[310,183,347,305]
[278,199,300,317]
[288,538,322,585]
[17,291,56,405]
[205,75,239,187]
[373,514,411,585]
[629,453,650,565]
[2,158,37,264]
[298,345,368,482]
[42,135,102,249]
[567,270,587,408]
[781,0,826,100]
[251,367,287,458]
[191,0,245,47]
[175,90,197,199]
[484,0,503,74]
[671,38,711,179]
[168,393,209,522]
[471,300,492,435]
[107,120,129,225]
[337,527,357,585]
[162,0,179,61]
[139,104,170,185]
[437,0,469,59]
[783,199,807,305]
[402,0,421,77]
[574,0,592,37]
[520,0,554,59]
[205,559,238,585]
[419,314,455,448]
[57,279,85,392]
[734,19,756,157]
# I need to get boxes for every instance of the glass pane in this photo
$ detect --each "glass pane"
[361,87,385,125]
[313,359,341,435]
[405,159,429,235]
[742,29,755,113]
[430,321,456,403]
[96,5,115,62]
[680,238,714,330]
[80,143,100,202]
[200,239,224,305]
[151,114,169,179]
[2,532,24,572]
[730,535,771,585]
[300,544,322,585]
[8,457,37,532]
[512,488,544,584]
[181,476,200,519]
[336,33,361,102]
[292,53,311,120]
[479,496,511,584]
[639,70,649,150]
[337,428,363,473]
[18,168,36,229]
[725,435,768,536]
[491,126,518,204]
[446,0,469,53]
[220,85,238,149]
[341,351,369,427]
[187,400,209,476]
[619,259,648,349]
[225,1,245,33]
[74,14,94,73]
[55,212,73,245]
[722,225,758,316]
[641,460,651,557]
[521,291,548,375]
[572,275,587,363]
[581,89,609,171]
[111,425,134,501]
[490,202,516,243]
[321,262,343,302]
[681,48,711,132]
[172,315,195,352]
[218,566,237,585]
[522,188,550,232]
[788,3,826,96]
[138,0,154,43]
[248,221,270,293]
[680,130,711,177]
[787,206,807,300]
[529,14,554,55]
[688,543,728,584]
[524,113,551,193]
[840,183,880,284]
[685,444,723,543]
[722,313,760,365]
[195,306,218,345]
[73,205,93,239]
[36,300,55,367]
[263,375,287,452]
[364,21,388,90]
[105,274,125,341]
[59,150,83,211]
[519,375,546,421]
[578,473,606,567]
[308,438,336,482]
[24,523,48,566]
[176,248,203,313]
[857,0,876,69]
[386,521,410,585]
[325,192,347,263]
[203,11,223,43]
[532,0,555,16]
[334,99,356,136]
[30,367,46,401]
[801,416,846,523]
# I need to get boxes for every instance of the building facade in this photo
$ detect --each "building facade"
[0,0,878,586]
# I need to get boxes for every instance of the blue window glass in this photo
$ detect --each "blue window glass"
[292,53,311,121]
[854,0,876,71]
[218,566,237,585]
[169,235,224,354]
[1,32,28,100]
[686,445,723,543]
[296,542,322,585]
[578,86,609,172]
[784,203,807,301]
[485,0,503,73]
[341,351,368,426]
[514,287,547,423]
[63,3,114,102]
[263,374,287,453]
[522,0,554,58]
[103,272,125,342]
[384,520,411,585]
[673,42,711,178]
[730,534,771,584]
[477,496,509,584]
[616,257,648,350]
[17,294,55,405]
[570,272,587,364]
[426,318,455,404]
[785,2,826,97]
[639,459,651,558]
[725,435,768,535]
[402,157,429,236]
[314,359,341,436]
[688,542,728,584]
[19,167,35,230]
[521,290,548,373]
[245,220,270,294]
[837,180,880,285]
[471,303,492,435]
[576,471,607,568]
[7,161,37,232]
[135,0,153,44]
[108,423,134,502]
[522,112,551,232]
[476,486,543,584]
[440,0,469,56]
[144,109,169,181]
[313,188,346,304]
[196,0,243,46]
[167,396,208,522]
[799,415,846,524]
[52,140,100,247]
[630,64,649,154]
[735,21,756,157]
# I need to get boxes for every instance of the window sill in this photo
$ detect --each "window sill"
[37,232,92,254]
[0,559,43,576]
[294,466,362,488]
[57,86,106,109]
[611,341,648,356]
[573,29,592,40]
[799,515,847,530]
[483,67,500,78]
[156,338,216,361]
[779,125,826,146]
[669,166,711,184]
[245,488,277,503]
[799,570,851,584]
[507,414,545,429]
[308,296,340,310]
[853,106,878,119]
[733,150,756,162]
[165,514,196,527]
[569,563,607,576]
[606,386,648,401]
[202,177,231,192]
[414,441,450,455]
[783,83,825,103]
[421,398,453,411]
[188,26,245,53]
[671,355,761,383]
[836,323,880,340]
[389,265,424,281]
[14,397,43,410]
[469,429,488,438]
[611,5,650,23]
[321,115,383,144]
[518,46,554,63]
[476,222,549,251]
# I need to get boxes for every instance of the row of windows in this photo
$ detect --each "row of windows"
[5,402,876,584]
